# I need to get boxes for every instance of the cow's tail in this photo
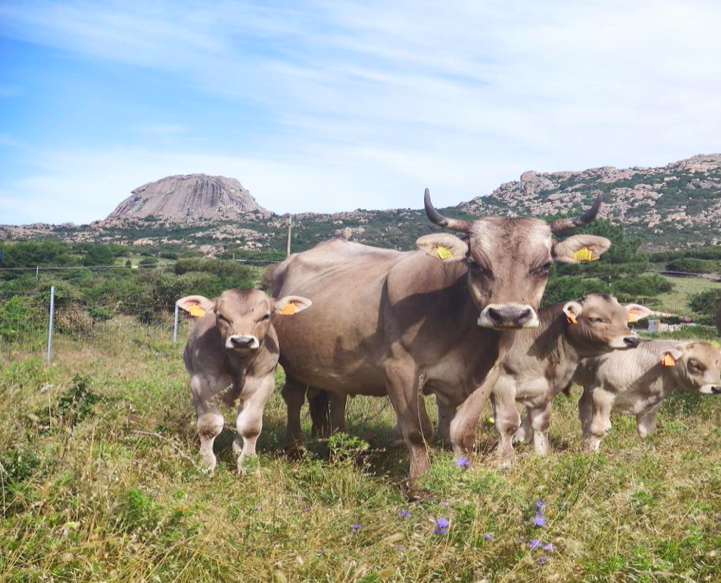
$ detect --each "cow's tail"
[308,389,331,438]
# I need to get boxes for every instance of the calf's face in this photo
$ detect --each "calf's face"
[177,290,312,353]
[563,295,651,356]
[663,342,721,395]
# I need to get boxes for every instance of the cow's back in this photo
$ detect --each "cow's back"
[271,240,409,394]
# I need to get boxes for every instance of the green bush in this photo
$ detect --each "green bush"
[611,275,674,298]
[0,295,42,341]
[687,288,721,319]
[667,258,719,273]
[542,276,609,305]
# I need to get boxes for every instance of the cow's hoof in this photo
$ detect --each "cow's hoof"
[401,481,433,502]
[238,457,261,476]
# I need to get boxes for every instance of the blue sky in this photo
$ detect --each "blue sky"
[1,0,720,225]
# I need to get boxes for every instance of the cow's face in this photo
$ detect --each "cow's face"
[417,191,611,330]
[177,290,312,353]
[563,295,650,356]
[663,342,721,395]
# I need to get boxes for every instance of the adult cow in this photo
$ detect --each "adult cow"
[270,190,610,484]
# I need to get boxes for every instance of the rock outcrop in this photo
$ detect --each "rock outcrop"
[106,174,269,221]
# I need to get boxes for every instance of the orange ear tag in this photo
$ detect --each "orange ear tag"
[567,313,578,324]
[279,302,299,316]
[436,245,454,260]
[573,247,597,262]
[188,304,206,318]
[661,354,676,367]
[628,312,639,323]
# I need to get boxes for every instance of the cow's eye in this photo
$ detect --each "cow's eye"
[689,359,704,372]
[531,262,552,276]
[259,313,270,322]
[217,314,229,323]
[589,317,604,323]
[469,261,491,276]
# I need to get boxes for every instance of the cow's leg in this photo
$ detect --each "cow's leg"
[282,375,307,454]
[492,376,520,462]
[436,399,455,445]
[450,365,501,460]
[236,375,275,472]
[636,403,661,440]
[587,388,615,451]
[578,384,594,442]
[384,360,433,483]
[191,375,224,472]
[514,410,532,444]
[329,393,348,434]
[528,401,553,455]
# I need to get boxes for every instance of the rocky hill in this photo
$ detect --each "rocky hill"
[107,174,269,221]
[2,155,721,255]
[459,154,721,249]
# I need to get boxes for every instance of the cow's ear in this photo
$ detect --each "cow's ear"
[624,303,653,322]
[662,345,686,365]
[177,295,215,317]
[416,233,468,262]
[274,296,312,316]
[563,301,583,324]
[552,235,611,264]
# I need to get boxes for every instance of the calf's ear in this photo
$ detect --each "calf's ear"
[274,296,313,316]
[553,235,611,264]
[416,233,468,262]
[624,304,653,322]
[662,345,686,366]
[563,301,583,324]
[177,295,215,317]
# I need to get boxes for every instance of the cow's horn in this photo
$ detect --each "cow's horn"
[548,195,603,233]
[424,188,472,233]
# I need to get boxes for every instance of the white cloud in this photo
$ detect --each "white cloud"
[1,0,721,222]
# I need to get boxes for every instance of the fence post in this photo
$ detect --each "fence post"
[46,286,55,365]
[286,215,293,257]
[172,303,179,343]
[36,265,39,280]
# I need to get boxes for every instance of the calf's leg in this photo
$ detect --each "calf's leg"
[578,384,594,442]
[236,374,275,472]
[636,402,661,440]
[436,400,455,445]
[514,410,532,444]
[587,387,615,451]
[329,393,348,434]
[528,402,552,455]
[191,375,224,471]
[491,376,520,461]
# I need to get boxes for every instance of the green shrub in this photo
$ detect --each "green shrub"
[687,288,721,319]
[667,258,719,273]
[542,276,609,305]
[611,275,674,298]
[0,295,42,341]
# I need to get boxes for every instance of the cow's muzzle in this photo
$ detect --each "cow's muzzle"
[623,336,641,348]
[226,335,260,350]
[478,304,539,329]
[700,384,721,395]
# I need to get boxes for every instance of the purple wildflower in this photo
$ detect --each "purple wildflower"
[398,510,411,518]
[456,458,470,469]
[539,555,548,566]
[434,518,450,535]
[532,515,547,527]
[543,543,555,552]
[535,499,546,512]
[351,523,361,534]
[528,539,542,549]
[483,533,495,541]
[395,546,405,552]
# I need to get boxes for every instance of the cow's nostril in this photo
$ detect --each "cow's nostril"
[712,386,721,395]
[487,307,502,322]
[624,336,640,347]
[231,337,252,346]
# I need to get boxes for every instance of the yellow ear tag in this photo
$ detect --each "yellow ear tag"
[188,304,206,318]
[567,313,578,324]
[573,247,597,262]
[436,245,454,260]
[279,302,299,316]
[662,354,676,367]
[627,312,639,323]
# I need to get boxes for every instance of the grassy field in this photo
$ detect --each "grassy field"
[2,320,721,583]
[655,275,721,316]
